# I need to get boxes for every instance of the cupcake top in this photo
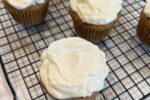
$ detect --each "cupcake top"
[144,0,150,17]
[70,0,122,25]
[40,37,109,99]
[7,0,45,9]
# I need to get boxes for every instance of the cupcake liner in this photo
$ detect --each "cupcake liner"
[69,8,121,41]
[2,0,49,25]
[40,79,98,100]
[137,9,150,45]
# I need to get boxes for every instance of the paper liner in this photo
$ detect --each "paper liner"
[69,8,121,41]
[2,0,49,25]
[40,79,98,100]
[137,9,150,45]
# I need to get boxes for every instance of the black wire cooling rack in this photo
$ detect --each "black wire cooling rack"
[0,0,150,100]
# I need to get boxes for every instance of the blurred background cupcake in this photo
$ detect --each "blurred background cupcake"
[3,0,49,25]
[137,0,150,45]
[40,37,109,100]
[69,0,123,42]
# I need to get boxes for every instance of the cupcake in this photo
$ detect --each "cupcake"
[69,0,122,41]
[40,37,109,99]
[137,1,150,45]
[2,0,49,25]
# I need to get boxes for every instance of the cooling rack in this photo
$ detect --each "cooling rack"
[0,0,150,100]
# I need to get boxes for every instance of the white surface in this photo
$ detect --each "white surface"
[70,0,122,25]
[40,37,109,99]
[0,65,13,100]
[0,64,30,100]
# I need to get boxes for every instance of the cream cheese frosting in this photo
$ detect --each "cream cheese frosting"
[70,0,123,25]
[7,0,45,9]
[144,0,150,17]
[40,37,109,99]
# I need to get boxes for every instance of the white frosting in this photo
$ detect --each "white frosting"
[40,37,109,99]
[7,0,45,9]
[144,0,150,17]
[70,0,122,25]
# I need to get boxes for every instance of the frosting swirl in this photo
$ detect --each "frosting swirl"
[40,37,109,99]
[70,0,122,25]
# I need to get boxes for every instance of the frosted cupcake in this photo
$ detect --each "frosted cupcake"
[3,0,49,25]
[137,0,150,45]
[40,37,109,99]
[69,0,122,41]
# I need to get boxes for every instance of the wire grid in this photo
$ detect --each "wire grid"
[0,0,150,100]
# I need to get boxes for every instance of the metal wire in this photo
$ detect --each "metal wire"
[0,0,150,100]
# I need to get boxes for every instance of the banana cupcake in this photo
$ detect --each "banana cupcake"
[3,0,49,25]
[69,0,122,41]
[40,37,109,99]
[137,0,150,45]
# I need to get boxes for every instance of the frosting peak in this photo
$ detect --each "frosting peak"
[70,0,123,25]
[40,37,109,99]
